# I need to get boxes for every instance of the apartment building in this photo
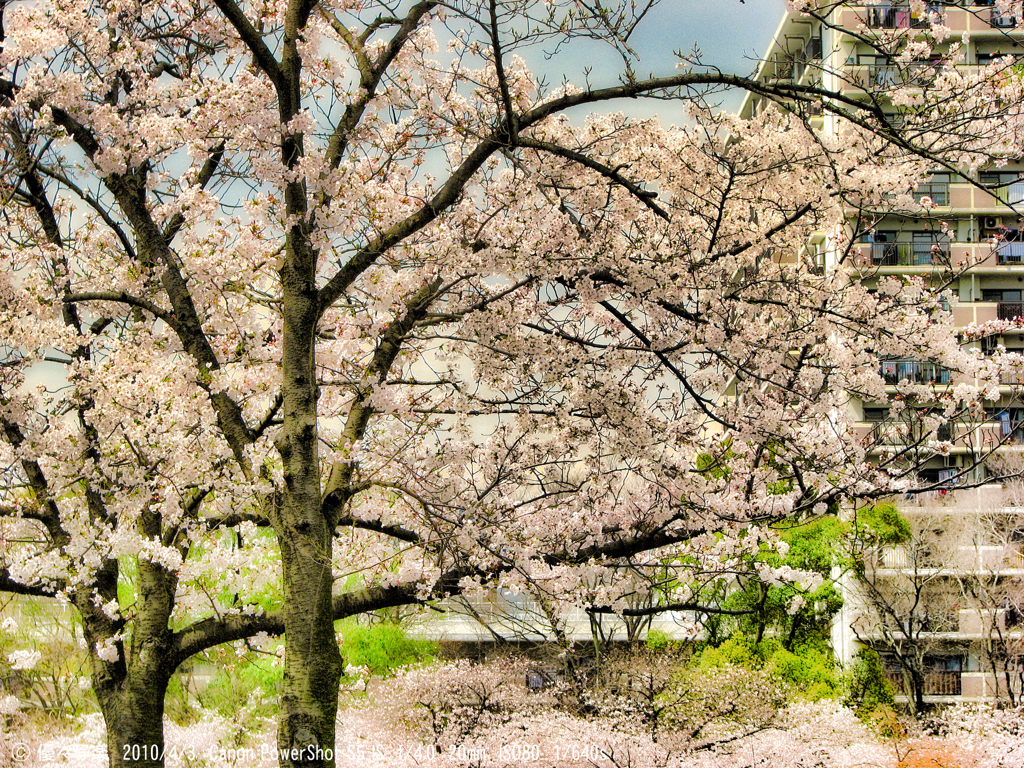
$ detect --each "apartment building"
[744,2,1024,705]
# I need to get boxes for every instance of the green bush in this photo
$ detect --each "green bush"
[764,641,840,700]
[691,636,757,671]
[645,630,684,652]
[166,640,284,721]
[845,647,895,717]
[339,621,436,676]
[689,635,841,701]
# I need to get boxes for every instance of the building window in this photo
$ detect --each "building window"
[864,407,890,422]
[986,407,1024,443]
[880,360,951,384]
[916,173,950,205]
[981,171,1024,206]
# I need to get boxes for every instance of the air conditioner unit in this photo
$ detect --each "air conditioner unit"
[985,216,1004,229]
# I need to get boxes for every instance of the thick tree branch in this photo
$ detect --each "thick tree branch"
[209,0,283,89]
[587,602,754,618]
[64,292,179,329]
[516,136,667,219]
[0,568,62,598]
[170,571,471,666]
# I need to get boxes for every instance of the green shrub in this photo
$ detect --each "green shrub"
[339,621,436,676]
[689,635,841,701]
[764,641,840,700]
[645,630,683,652]
[691,636,757,670]
[845,647,895,716]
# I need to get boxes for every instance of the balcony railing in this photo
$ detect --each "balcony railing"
[885,670,962,696]
[868,63,940,89]
[872,242,947,266]
[996,242,1024,265]
[880,544,1024,572]
[880,360,952,384]
[999,302,1024,321]
[864,4,933,28]
[879,546,910,568]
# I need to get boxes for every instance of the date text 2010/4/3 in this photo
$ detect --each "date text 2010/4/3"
[123,743,338,765]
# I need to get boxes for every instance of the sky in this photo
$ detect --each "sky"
[531,0,789,117]
[579,0,787,76]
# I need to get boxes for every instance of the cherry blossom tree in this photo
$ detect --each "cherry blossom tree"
[338,657,891,768]
[2,0,1024,766]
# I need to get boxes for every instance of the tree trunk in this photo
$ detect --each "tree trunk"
[1001,662,1018,706]
[275,525,343,768]
[96,674,171,768]
[910,667,927,714]
[77,537,179,768]
[275,232,343,767]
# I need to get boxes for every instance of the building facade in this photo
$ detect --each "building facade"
[746,2,1024,705]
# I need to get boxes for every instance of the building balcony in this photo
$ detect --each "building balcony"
[874,544,1024,572]
[948,180,1024,209]
[885,661,1024,701]
[998,301,1024,320]
[853,241,1024,271]
[852,417,1024,451]
[869,242,948,266]
[835,6,1018,37]
[880,360,952,384]
[851,63,941,90]
[886,669,962,696]
[857,61,962,92]
[950,299,1024,329]
[995,242,1024,265]
[860,4,934,29]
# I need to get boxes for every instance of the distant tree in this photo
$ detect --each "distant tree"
[852,491,1024,711]
[721,516,846,650]
[851,502,979,713]
[949,480,1024,705]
